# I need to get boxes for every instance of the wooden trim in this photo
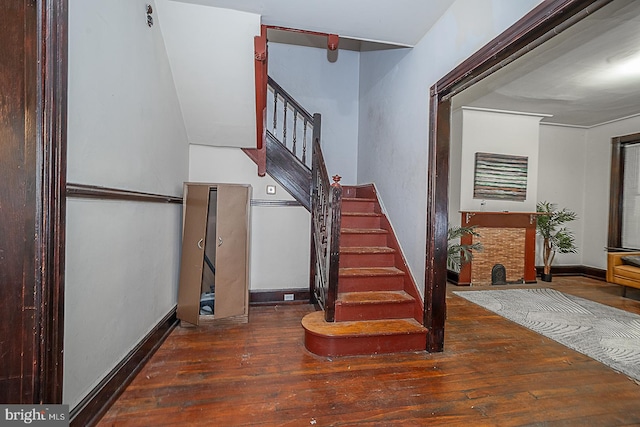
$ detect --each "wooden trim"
[250,199,302,207]
[436,0,612,100]
[250,289,310,306]
[447,269,460,286]
[449,266,606,284]
[608,133,640,248]
[264,132,312,211]
[242,146,266,177]
[425,93,450,352]
[70,309,178,427]
[67,183,183,204]
[268,76,315,123]
[38,0,68,403]
[608,137,623,248]
[254,25,267,150]
[458,212,538,284]
[427,0,614,353]
[534,265,606,281]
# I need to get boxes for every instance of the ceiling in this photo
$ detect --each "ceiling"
[170,0,457,47]
[453,0,640,127]
[170,0,640,128]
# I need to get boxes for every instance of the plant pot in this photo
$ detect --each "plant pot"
[540,272,552,282]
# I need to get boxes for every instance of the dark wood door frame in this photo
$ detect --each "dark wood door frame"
[34,0,68,403]
[608,132,640,249]
[4,0,616,402]
[425,0,613,352]
[0,0,67,403]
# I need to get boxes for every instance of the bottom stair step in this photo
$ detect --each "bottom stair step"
[301,311,427,357]
[335,291,415,321]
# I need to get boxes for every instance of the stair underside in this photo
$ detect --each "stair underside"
[302,311,427,357]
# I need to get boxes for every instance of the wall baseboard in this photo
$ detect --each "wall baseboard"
[70,308,178,427]
[70,289,311,425]
[448,265,606,286]
[250,288,310,305]
[534,265,606,281]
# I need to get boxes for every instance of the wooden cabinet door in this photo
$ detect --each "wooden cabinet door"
[177,183,250,325]
[177,184,210,325]
[214,185,250,319]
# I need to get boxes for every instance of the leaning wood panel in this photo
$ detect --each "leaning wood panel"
[214,185,251,320]
[177,185,210,326]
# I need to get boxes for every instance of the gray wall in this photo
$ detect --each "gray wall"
[357,0,543,293]
[65,0,188,409]
[268,43,361,185]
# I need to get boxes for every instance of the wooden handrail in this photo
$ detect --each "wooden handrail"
[265,77,342,321]
[267,77,314,123]
[267,77,314,168]
[310,113,342,322]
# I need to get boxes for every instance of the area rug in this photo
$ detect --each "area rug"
[453,288,640,382]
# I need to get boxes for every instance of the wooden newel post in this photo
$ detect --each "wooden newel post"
[325,175,343,322]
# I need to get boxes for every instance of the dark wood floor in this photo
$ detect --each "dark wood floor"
[98,277,640,426]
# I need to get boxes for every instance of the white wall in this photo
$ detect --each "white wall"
[449,109,463,228]
[358,0,543,293]
[156,1,260,147]
[65,0,188,409]
[459,108,546,213]
[537,124,587,267]
[583,115,640,269]
[536,116,640,271]
[189,145,311,291]
[268,43,360,184]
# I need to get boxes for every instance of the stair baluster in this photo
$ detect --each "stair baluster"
[311,117,342,321]
[267,77,313,169]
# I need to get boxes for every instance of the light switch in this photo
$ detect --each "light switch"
[266,185,276,195]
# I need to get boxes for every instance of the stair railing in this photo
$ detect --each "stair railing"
[267,77,313,169]
[266,76,341,321]
[311,114,342,322]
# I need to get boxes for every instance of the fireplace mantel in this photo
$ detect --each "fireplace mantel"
[458,211,540,285]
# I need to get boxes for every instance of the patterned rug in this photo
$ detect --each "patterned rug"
[453,288,640,382]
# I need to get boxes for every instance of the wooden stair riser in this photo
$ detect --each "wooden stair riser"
[303,184,426,357]
[304,331,427,357]
[338,274,405,292]
[342,199,376,213]
[341,215,381,229]
[340,231,387,247]
[334,300,415,321]
[339,252,395,268]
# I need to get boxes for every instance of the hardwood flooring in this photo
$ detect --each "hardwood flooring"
[97,277,640,426]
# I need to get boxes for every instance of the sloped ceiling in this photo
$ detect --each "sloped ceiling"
[170,0,457,47]
[162,0,640,129]
[156,1,260,147]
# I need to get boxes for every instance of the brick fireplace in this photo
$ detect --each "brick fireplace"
[458,211,539,286]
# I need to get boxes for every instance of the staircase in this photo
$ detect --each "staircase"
[249,76,428,357]
[302,184,427,357]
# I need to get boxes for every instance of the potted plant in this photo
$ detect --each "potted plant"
[536,201,578,282]
[447,225,483,271]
